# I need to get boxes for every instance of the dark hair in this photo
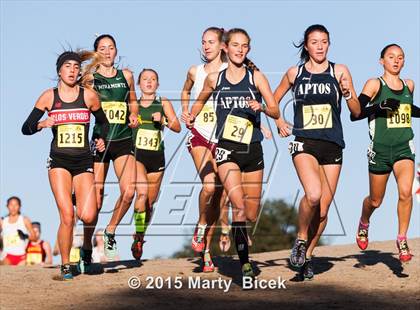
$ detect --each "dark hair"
[137,68,159,84]
[294,24,330,64]
[380,43,402,58]
[56,51,82,73]
[94,34,117,51]
[7,196,21,206]
[32,221,41,231]
[223,28,259,71]
[201,27,227,63]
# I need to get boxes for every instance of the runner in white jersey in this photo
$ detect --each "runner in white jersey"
[181,27,229,272]
[0,196,35,266]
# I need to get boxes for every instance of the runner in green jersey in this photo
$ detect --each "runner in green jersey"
[131,69,181,260]
[91,34,139,259]
[353,44,420,263]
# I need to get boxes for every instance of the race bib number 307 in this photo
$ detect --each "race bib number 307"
[102,101,127,124]
[303,104,332,130]
[58,124,85,148]
[387,104,411,128]
[222,114,253,144]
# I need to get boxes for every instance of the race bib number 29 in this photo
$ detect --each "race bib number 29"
[222,114,253,144]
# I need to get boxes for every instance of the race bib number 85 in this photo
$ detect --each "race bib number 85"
[387,104,411,128]
[222,114,253,144]
[135,129,160,151]
[102,101,127,124]
[58,124,84,148]
[303,104,332,130]
[196,105,216,126]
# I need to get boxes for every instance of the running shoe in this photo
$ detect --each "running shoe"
[356,222,369,250]
[396,238,413,263]
[103,230,117,259]
[290,239,307,267]
[219,232,231,252]
[202,251,215,273]
[78,248,92,274]
[131,234,145,260]
[299,258,314,281]
[191,225,205,253]
[241,262,255,278]
[61,264,73,281]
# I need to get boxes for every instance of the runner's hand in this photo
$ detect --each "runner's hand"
[95,138,106,153]
[128,112,139,128]
[39,117,55,129]
[379,98,400,112]
[277,119,291,138]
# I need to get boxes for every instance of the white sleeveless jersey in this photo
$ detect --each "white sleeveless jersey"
[191,63,228,143]
[2,215,28,256]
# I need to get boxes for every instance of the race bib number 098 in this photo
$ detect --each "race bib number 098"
[387,104,411,128]
[102,101,127,124]
[58,124,84,148]
[222,114,253,144]
[303,104,332,130]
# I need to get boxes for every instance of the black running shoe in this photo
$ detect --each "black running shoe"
[290,239,307,267]
[78,248,92,274]
[61,264,73,280]
[301,258,314,281]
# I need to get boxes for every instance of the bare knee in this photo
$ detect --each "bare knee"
[202,182,216,198]
[79,209,96,224]
[121,186,135,204]
[60,212,75,228]
[398,189,412,204]
[305,191,321,207]
[369,196,383,209]
[319,213,328,223]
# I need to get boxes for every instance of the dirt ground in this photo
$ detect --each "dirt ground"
[1,239,419,310]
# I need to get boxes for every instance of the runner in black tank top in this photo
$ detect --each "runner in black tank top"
[274,25,360,281]
[188,29,279,280]
[21,51,109,280]
[91,35,139,260]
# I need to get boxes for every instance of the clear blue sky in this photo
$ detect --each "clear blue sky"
[1,0,419,261]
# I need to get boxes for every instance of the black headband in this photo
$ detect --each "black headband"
[56,51,81,73]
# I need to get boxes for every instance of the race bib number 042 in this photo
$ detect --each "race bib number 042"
[58,124,84,148]
[387,104,411,128]
[135,129,160,151]
[222,114,253,144]
[303,104,332,130]
[102,101,127,124]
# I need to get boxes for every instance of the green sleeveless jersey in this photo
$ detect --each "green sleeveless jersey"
[93,69,131,141]
[133,96,165,152]
[368,77,414,146]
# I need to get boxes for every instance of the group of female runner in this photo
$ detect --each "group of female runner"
[21,24,418,281]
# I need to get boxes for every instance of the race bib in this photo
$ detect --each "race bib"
[135,129,160,151]
[69,247,80,263]
[4,234,20,247]
[57,124,85,148]
[26,253,43,265]
[222,114,253,144]
[303,104,332,130]
[196,105,216,126]
[102,101,127,124]
[387,104,411,128]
